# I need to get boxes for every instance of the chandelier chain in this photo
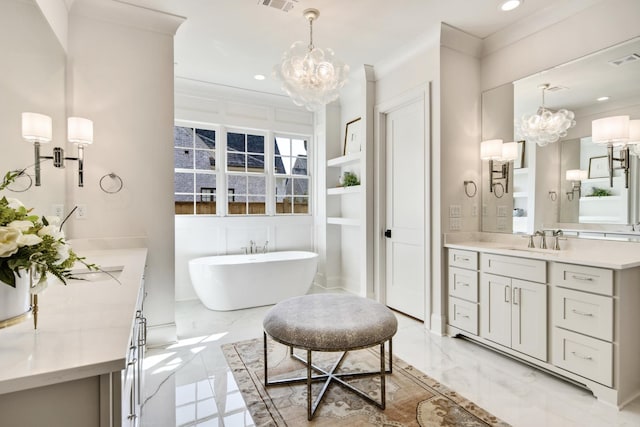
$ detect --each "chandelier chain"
[308,17,314,51]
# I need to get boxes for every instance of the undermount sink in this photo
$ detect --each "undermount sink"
[69,266,124,283]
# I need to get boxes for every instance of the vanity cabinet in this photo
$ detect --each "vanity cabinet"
[122,282,147,426]
[480,254,547,361]
[551,263,614,387]
[447,249,479,335]
[445,243,640,408]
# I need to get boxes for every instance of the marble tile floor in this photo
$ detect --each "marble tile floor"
[141,290,640,427]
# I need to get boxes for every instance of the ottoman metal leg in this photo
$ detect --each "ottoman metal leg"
[263,333,394,420]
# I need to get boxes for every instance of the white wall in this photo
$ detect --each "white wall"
[66,0,184,345]
[374,28,441,330]
[174,79,315,301]
[481,0,640,92]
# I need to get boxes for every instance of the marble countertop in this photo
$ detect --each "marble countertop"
[0,246,147,394]
[444,233,640,269]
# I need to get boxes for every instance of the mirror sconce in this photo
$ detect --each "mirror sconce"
[481,139,518,194]
[22,113,94,187]
[591,116,640,189]
[565,169,587,201]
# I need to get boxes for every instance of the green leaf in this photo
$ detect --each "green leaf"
[0,267,16,288]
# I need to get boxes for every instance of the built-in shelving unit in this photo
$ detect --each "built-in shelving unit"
[327,217,360,226]
[579,176,629,224]
[512,167,530,233]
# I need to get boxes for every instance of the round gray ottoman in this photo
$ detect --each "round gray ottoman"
[262,293,398,420]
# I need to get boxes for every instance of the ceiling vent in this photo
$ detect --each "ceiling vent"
[259,0,298,12]
[608,53,640,67]
[545,85,567,93]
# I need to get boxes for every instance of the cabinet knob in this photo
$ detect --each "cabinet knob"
[384,229,392,238]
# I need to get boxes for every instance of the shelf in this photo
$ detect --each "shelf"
[327,217,360,226]
[327,185,361,195]
[513,192,528,198]
[579,196,622,202]
[514,168,529,175]
[327,152,361,167]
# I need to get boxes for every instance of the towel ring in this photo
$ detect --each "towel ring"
[493,182,505,198]
[548,191,558,202]
[463,180,477,198]
[99,173,123,194]
[5,170,33,193]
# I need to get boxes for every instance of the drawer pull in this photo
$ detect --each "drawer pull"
[571,274,594,282]
[456,256,470,262]
[456,312,470,319]
[456,281,470,287]
[571,309,594,317]
[504,285,510,303]
[571,351,593,361]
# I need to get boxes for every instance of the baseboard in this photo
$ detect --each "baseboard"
[146,322,177,347]
[429,313,446,336]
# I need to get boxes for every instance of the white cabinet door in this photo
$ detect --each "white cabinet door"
[511,279,547,361]
[480,273,511,348]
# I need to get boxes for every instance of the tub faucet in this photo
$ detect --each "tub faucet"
[262,241,269,254]
[249,240,256,254]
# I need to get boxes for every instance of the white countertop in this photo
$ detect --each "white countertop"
[445,236,640,269]
[0,247,147,394]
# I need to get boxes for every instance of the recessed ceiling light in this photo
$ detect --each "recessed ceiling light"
[254,74,266,81]
[500,0,522,11]
[597,96,610,102]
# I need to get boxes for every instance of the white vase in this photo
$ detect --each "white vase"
[0,270,31,327]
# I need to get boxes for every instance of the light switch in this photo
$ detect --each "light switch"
[497,206,508,217]
[450,217,462,231]
[472,205,478,217]
[449,204,462,218]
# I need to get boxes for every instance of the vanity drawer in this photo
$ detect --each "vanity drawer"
[448,267,478,302]
[550,263,613,296]
[448,297,478,335]
[480,253,546,283]
[449,249,478,270]
[553,287,613,342]
[552,328,612,387]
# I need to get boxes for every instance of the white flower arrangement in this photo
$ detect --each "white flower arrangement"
[0,171,95,292]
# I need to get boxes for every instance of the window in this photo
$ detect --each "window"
[174,125,310,216]
[174,126,217,215]
[227,131,266,215]
[274,136,309,214]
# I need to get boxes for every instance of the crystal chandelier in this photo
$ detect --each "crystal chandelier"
[517,84,576,146]
[273,8,349,112]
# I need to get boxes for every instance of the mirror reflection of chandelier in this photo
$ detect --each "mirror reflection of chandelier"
[273,8,349,112]
[517,83,576,146]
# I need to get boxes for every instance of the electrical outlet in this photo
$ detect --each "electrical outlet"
[482,204,488,217]
[449,204,462,218]
[52,204,64,219]
[471,205,478,217]
[75,204,87,220]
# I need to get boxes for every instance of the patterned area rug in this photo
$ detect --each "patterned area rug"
[222,338,510,427]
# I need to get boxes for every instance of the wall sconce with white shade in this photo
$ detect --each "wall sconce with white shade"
[22,112,94,187]
[591,115,640,188]
[481,139,518,194]
[565,169,587,201]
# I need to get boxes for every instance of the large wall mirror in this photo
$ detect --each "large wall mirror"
[0,0,67,215]
[482,37,640,235]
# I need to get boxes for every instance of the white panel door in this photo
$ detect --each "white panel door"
[511,279,547,361]
[480,273,511,348]
[385,98,425,320]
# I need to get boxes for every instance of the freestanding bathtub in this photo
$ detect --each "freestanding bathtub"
[188,251,318,311]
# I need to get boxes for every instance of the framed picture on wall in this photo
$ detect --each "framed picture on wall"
[343,117,362,155]
[588,155,609,179]
[514,140,525,169]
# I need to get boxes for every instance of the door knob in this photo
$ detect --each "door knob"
[384,229,392,238]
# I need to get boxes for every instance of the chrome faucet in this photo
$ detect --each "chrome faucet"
[534,230,547,249]
[262,241,269,254]
[552,230,563,250]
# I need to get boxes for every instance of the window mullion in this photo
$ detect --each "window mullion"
[219,126,228,217]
